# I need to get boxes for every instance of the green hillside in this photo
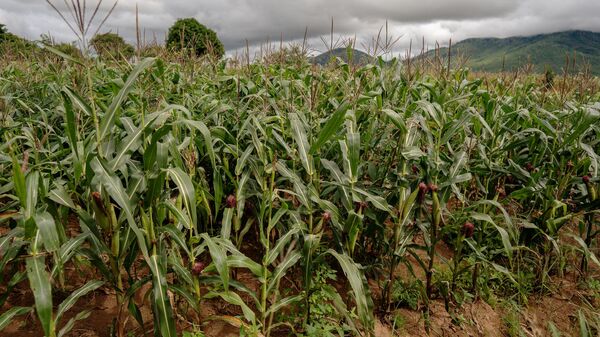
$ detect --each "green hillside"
[311,48,373,65]
[425,30,600,74]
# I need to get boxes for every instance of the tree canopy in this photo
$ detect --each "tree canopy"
[0,23,20,44]
[90,32,134,59]
[166,18,224,58]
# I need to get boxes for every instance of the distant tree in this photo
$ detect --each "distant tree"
[0,23,20,44]
[90,32,134,59]
[40,34,82,59]
[54,42,83,58]
[0,23,38,58]
[45,0,118,53]
[166,18,224,58]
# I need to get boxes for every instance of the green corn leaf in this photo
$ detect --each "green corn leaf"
[213,169,223,216]
[168,256,195,287]
[221,208,234,240]
[472,213,513,259]
[265,295,303,317]
[249,119,267,164]
[111,113,160,171]
[267,205,288,234]
[148,254,177,337]
[289,113,313,176]
[345,211,363,256]
[275,162,310,208]
[346,132,360,181]
[353,187,391,213]
[159,224,192,258]
[226,254,264,280]
[99,58,155,140]
[570,234,600,268]
[327,250,373,332]
[60,90,80,161]
[236,146,254,176]
[127,300,145,330]
[201,277,260,309]
[267,251,301,295]
[321,159,349,184]
[201,234,229,291]
[266,227,300,265]
[11,155,26,208]
[310,101,350,154]
[167,167,198,229]
[236,172,249,222]
[302,234,320,290]
[181,119,216,169]
[26,256,54,337]
[169,284,199,312]
[90,158,134,219]
[57,311,91,337]
[90,157,150,261]
[580,142,598,177]
[547,322,561,337]
[48,184,76,210]
[0,307,31,331]
[382,108,407,133]
[25,171,39,220]
[163,201,193,230]
[51,233,91,277]
[207,291,256,324]
[34,212,60,252]
[62,87,93,117]
[55,280,103,323]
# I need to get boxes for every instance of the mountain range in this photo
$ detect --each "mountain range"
[313,30,600,75]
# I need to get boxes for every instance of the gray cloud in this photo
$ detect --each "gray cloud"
[1,0,599,55]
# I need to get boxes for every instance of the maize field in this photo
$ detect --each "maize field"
[0,52,599,336]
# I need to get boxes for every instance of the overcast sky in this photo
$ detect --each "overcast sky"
[1,0,600,56]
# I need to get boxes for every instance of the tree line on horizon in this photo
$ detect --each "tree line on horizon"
[0,18,224,60]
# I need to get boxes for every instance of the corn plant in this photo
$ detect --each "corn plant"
[1,49,600,337]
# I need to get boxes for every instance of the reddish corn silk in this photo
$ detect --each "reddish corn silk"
[412,164,419,174]
[225,194,237,208]
[525,163,534,172]
[417,182,429,203]
[355,201,369,212]
[322,212,331,224]
[566,161,574,170]
[91,191,102,204]
[496,186,506,198]
[192,261,206,276]
[428,183,438,192]
[462,222,475,238]
[583,175,591,184]
[91,191,106,213]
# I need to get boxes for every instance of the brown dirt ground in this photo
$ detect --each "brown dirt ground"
[2,215,598,336]
[4,262,596,337]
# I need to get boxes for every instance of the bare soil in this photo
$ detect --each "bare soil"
[2,217,598,336]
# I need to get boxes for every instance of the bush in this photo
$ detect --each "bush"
[90,32,134,59]
[166,18,224,58]
[53,42,83,58]
[0,24,39,58]
[39,34,82,59]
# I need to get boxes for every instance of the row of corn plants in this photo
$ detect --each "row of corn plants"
[0,53,599,336]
